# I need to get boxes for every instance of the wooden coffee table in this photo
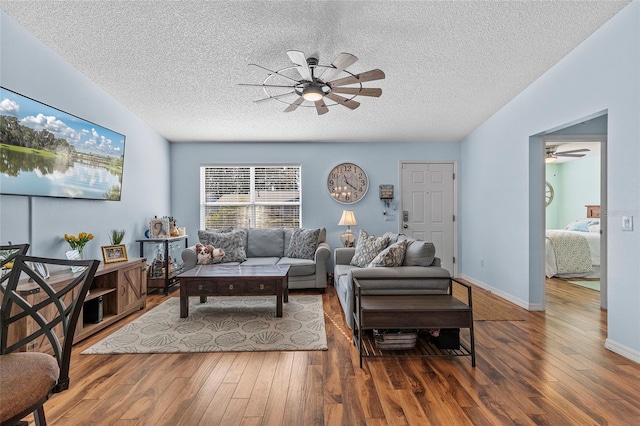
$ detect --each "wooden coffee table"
[177,264,290,318]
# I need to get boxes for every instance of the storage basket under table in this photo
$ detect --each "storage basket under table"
[373,329,418,350]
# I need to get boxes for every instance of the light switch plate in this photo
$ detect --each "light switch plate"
[622,216,633,231]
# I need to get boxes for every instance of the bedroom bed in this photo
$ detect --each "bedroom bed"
[545,206,601,279]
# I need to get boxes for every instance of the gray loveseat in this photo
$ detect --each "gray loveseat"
[333,232,451,328]
[181,227,331,291]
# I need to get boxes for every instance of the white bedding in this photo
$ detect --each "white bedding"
[545,230,600,278]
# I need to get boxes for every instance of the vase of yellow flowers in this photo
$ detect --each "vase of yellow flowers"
[64,232,94,259]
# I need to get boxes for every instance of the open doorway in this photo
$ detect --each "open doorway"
[531,113,608,311]
[544,133,606,309]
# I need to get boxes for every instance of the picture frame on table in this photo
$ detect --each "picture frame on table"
[149,218,170,238]
[102,245,128,264]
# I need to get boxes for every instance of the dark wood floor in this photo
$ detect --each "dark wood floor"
[24,277,640,425]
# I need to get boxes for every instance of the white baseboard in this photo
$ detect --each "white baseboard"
[605,338,640,363]
[457,274,538,310]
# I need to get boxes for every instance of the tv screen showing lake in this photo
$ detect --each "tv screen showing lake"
[0,87,125,201]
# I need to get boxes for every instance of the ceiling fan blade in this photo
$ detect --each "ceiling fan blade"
[556,153,586,157]
[319,52,358,83]
[556,148,590,155]
[286,50,312,81]
[314,99,329,115]
[239,83,296,88]
[328,69,386,87]
[331,87,382,97]
[254,91,296,103]
[325,93,360,110]
[284,96,305,113]
[249,63,300,83]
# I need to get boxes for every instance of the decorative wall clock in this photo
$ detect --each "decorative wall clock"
[327,162,369,204]
[545,181,554,207]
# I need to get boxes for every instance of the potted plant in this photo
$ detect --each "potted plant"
[63,232,94,259]
[109,229,126,245]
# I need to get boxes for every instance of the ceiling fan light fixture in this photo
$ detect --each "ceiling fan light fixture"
[242,50,385,115]
[302,86,324,101]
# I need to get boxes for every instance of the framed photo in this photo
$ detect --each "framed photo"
[102,245,128,264]
[149,218,170,238]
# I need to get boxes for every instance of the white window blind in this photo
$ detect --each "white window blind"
[200,165,301,229]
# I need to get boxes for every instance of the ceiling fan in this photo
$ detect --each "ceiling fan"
[545,146,590,162]
[239,51,385,115]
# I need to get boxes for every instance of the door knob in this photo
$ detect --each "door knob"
[403,224,408,229]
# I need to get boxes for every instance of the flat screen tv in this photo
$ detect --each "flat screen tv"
[0,87,126,201]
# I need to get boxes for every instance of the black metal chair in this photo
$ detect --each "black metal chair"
[0,244,30,287]
[0,254,99,426]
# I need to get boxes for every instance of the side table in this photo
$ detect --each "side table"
[352,277,475,368]
[136,235,189,294]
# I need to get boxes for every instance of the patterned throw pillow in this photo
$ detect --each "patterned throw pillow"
[368,240,409,267]
[198,229,247,263]
[350,230,390,267]
[286,228,320,259]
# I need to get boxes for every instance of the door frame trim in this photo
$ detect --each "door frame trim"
[398,161,459,277]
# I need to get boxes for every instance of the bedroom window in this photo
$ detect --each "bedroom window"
[200,165,301,229]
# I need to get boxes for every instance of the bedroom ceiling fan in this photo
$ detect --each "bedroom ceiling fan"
[545,146,590,163]
[239,50,385,115]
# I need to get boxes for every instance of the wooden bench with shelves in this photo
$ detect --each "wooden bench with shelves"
[352,277,475,368]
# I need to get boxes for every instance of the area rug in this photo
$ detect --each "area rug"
[452,281,527,321]
[82,295,327,354]
[568,280,600,291]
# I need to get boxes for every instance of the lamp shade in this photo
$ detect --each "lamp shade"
[338,210,358,247]
[338,210,357,226]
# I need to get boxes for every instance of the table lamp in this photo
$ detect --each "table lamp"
[338,210,358,247]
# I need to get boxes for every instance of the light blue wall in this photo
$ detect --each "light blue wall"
[546,156,601,229]
[545,163,562,229]
[169,142,461,253]
[0,12,171,260]
[460,1,640,360]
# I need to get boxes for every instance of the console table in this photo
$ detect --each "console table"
[352,277,475,368]
[2,258,147,353]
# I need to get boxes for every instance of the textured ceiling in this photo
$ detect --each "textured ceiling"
[1,1,630,143]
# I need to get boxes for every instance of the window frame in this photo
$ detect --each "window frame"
[200,164,302,229]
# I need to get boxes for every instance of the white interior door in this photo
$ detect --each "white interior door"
[400,162,456,276]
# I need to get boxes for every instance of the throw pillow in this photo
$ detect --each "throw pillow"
[400,237,436,267]
[350,230,390,267]
[286,228,320,259]
[567,219,597,232]
[368,240,409,267]
[198,229,247,263]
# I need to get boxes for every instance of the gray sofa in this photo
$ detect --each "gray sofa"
[181,227,331,291]
[333,233,451,328]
